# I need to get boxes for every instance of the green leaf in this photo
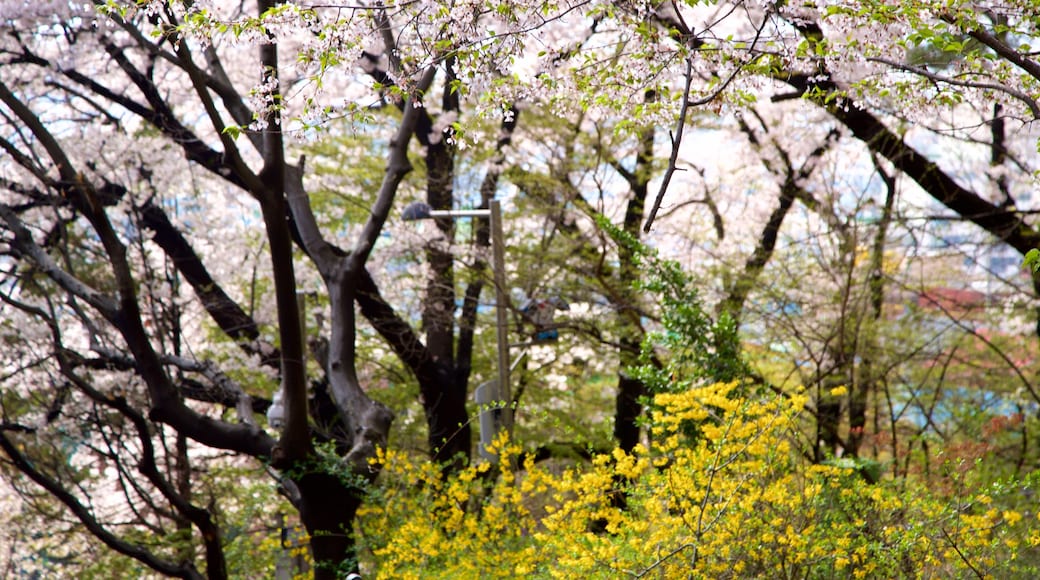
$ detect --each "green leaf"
[1024,248,1040,273]
[222,125,242,140]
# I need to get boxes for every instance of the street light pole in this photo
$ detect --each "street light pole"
[402,200,511,458]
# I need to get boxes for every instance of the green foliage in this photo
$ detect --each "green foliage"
[351,251,1040,577]
[357,388,1040,578]
[1025,248,1040,273]
[597,215,747,390]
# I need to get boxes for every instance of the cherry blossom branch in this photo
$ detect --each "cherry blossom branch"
[779,66,1040,255]
[87,345,266,427]
[942,13,1040,83]
[647,171,726,240]
[12,43,248,191]
[103,13,265,153]
[0,135,51,185]
[867,56,1040,119]
[0,94,274,459]
[720,114,839,320]
[0,430,205,579]
[374,1,402,76]
[642,56,692,233]
[200,43,267,151]
[165,38,267,197]
[42,79,123,126]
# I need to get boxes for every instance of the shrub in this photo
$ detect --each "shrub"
[357,381,1039,578]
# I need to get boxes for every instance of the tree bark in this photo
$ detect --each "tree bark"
[614,106,654,452]
[294,472,363,578]
[418,62,473,467]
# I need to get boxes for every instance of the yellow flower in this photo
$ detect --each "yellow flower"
[1004,510,1023,526]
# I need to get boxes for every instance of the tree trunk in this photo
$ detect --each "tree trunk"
[615,366,646,452]
[418,64,474,468]
[294,472,363,579]
[849,158,896,456]
[613,110,654,452]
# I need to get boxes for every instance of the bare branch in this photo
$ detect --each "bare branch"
[348,64,438,273]
[0,205,119,317]
[643,57,693,233]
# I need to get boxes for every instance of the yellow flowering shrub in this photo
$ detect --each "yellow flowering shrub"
[356,382,1040,578]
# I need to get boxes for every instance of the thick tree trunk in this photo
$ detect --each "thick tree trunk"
[294,472,363,579]
[615,366,646,453]
[816,385,843,461]
[417,66,474,468]
[420,362,472,468]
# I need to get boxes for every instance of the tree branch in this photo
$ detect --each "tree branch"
[58,358,229,578]
[347,64,438,274]
[867,56,1040,119]
[0,431,205,580]
[780,70,1040,255]
[138,200,279,368]
[643,56,692,233]
[284,159,341,277]
[943,13,1040,83]
[0,205,118,317]
[106,13,264,152]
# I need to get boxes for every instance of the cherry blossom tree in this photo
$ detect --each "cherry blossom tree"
[5,0,715,572]
[0,0,582,574]
[2,0,1040,575]
[606,0,1040,461]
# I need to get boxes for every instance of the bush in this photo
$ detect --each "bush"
[357,381,1039,578]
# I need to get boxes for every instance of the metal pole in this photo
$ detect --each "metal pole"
[490,200,511,431]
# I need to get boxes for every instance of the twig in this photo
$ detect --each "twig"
[940,527,985,579]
